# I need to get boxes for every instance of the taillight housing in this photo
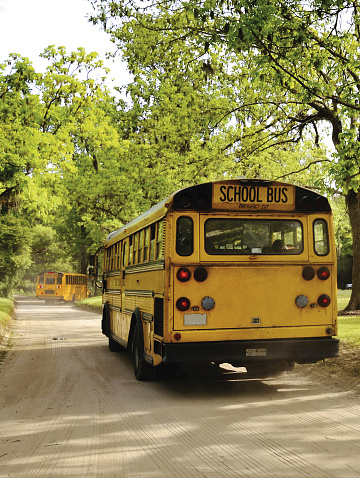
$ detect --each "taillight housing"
[302,266,315,281]
[318,294,331,307]
[177,268,191,282]
[176,297,190,311]
[317,266,330,281]
[194,267,208,282]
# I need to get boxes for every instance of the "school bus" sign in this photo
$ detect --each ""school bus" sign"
[213,183,295,211]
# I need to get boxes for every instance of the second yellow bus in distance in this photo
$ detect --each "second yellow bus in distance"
[100,179,339,380]
[36,271,88,304]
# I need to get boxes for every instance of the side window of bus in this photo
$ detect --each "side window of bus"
[313,219,329,256]
[110,245,114,270]
[104,248,109,271]
[117,241,122,269]
[113,243,118,269]
[150,223,156,261]
[143,227,150,262]
[133,233,139,265]
[156,220,164,259]
[176,216,194,256]
[123,241,127,268]
[128,235,133,265]
[138,230,144,263]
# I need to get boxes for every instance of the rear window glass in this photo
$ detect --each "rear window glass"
[176,216,194,256]
[313,219,329,256]
[205,219,303,255]
[45,277,56,284]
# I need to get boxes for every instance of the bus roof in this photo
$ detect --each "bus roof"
[105,179,331,245]
[105,198,169,244]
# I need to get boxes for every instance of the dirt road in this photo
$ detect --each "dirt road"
[1,297,360,478]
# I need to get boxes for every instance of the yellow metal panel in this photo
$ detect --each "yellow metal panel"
[173,264,337,336]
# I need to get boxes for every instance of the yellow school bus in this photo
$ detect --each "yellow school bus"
[36,271,88,303]
[101,179,339,380]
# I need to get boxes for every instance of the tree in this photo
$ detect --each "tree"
[90,0,360,309]
[0,48,126,288]
[0,214,31,297]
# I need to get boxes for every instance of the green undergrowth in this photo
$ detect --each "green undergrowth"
[75,296,102,312]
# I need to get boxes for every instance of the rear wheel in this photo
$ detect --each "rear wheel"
[133,323,153,381]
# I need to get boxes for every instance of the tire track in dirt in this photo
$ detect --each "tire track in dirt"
[1,297,360,478]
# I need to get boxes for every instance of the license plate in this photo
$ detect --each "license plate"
[184,314,207,326]
[246,348,267,357]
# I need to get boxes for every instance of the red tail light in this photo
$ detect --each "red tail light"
[318,294,331,307]
[176,297,190,311]
[317,267,330,280]
[177,268,191,282]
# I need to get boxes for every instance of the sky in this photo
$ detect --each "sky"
[0,0,131,90]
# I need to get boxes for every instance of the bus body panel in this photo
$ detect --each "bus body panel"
[172,264,336,332]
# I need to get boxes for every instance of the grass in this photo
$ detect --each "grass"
[337,317,360,346]
[337,289,352,311]
[75,296,102,312]
[0,298,14,339]
[336,289,360,345]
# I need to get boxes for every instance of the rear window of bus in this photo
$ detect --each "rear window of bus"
[205,219,303,255]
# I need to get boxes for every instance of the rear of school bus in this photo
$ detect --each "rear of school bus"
[36,271,64,303]
[162,180,339,376]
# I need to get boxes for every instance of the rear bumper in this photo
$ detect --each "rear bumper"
[163,337,339,365]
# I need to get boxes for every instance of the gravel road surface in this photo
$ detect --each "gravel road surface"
[1,296,360,477]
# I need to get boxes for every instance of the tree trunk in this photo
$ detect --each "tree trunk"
[80,224,88,275]
[345,189,360,310]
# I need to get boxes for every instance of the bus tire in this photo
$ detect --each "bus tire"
[102,302,111,336]
[133,321,153,381]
